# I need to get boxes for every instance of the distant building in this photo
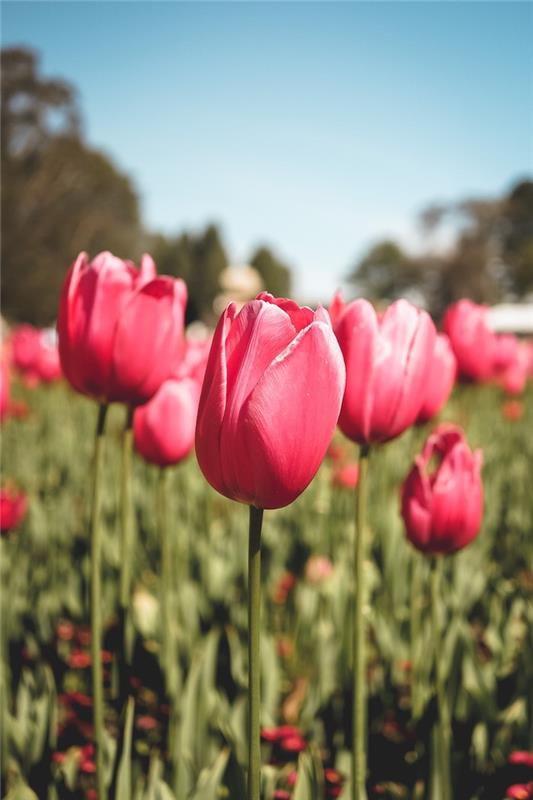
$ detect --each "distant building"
[488,304,533,335]
[213,265,264,314]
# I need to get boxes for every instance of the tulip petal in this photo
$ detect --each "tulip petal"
[238,321,345,509]
[195,305,235,495]
[369,301,435,442]
[134,378,198,466]
[257,292,315,332]
[219,301,298,499]
[72,252,137,397]
[109,277,185,403]
[336,299,378,444]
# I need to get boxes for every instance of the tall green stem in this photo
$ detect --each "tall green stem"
[430,558,451,800]
[352,444,370,800]
[119,407,134,613]
[159,468,171,682]
[248,505,263,800]
[90,404,108,800]
[410,552,422,719]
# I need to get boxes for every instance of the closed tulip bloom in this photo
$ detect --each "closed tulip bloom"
[195,292,346,510]
[442,299,495,382]
[334,297,436,444]
[58,251,187,405]
[492,333,520,376]
[401,424,483,555]
[417,333,457,424]
[134,377,199,467]
[501,344,529,396]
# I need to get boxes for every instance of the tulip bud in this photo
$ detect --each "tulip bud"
[134,377,199,467]
[417,333,457,424]
[195,292,346,509]
[333,297,436,444]
[401,424,483,555]
[57,251,187,405]
[442,300,495,382]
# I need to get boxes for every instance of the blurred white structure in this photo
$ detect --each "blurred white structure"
[213,264,264,314]
[488,303,533,334]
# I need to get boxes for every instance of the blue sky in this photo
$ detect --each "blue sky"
[2,1,532,299]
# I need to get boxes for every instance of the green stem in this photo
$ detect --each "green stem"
[90,403,108,800]
[248,505,263,800]
[352,444,370,800]
[410,552,421,719]
[430,558,451,800]
[159,468,171,683]
[119,407,134,613]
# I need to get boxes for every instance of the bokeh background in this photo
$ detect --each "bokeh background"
[2,0,532,325]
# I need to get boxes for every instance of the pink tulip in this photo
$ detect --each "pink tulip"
[195,292,346,509]
[401,424,483,555]
[417,333,457,424]
[134,377,199,467]
[57,251,187,405]
[173,335,211,385]
[1,486,27,536]
[333,297,436,445]
[492,333,520,375]
[442,300,495,382]
[0,356,10,422]
[500,344,529,396]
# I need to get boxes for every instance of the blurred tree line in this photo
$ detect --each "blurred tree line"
[2,48,531,325]
[349,179,533,318]
[1,48,291,325]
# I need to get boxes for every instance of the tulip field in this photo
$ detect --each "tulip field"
[2,369,532,799]
[2,260,533,800]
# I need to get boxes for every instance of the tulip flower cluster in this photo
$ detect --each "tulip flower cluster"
[9,324,62,385]
[53,246,497,800]
[444,299,532,396]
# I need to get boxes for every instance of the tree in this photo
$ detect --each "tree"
[501,180,533,297]
[347,239,430,305]
[249,245,292,299]
[149,224,228,322]
[2,48,143,325]
[349,178,533,318]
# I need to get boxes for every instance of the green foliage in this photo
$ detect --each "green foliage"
[1,48,143,326]
[250,246,292,299]
[1,379,532,798]
[349,179,533,317]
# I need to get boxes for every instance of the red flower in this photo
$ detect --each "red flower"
[273,572,296,605]
[0,487,27,536]
[67,649,92,669]
[57,251,187,405]
[331,462,359,490]
[401,424,483,555]
[333,296,436,444]
[442,300,495,383]
[509,751,533,768]
[502,400,524,421]
[195,293,345,509]
[506,783,533,799]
